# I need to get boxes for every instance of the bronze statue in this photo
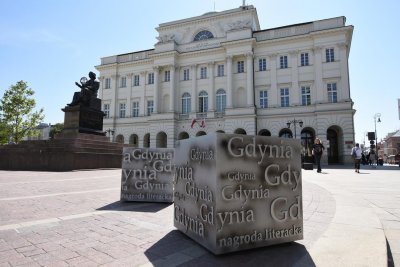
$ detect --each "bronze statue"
[68,71,100,107]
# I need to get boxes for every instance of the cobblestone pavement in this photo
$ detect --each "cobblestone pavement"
[0,166,395,267]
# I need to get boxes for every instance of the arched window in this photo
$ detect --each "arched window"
[234,128,247,135]
[129,134,139,147]
[258,129,271,136]
[178,132,189,140]
[143,133,150,148]
[156,132,167,148]
[196,131,207,137]
[194,30,214,41]
[115,134,124,144]
[216,89,226,113]
[181,93,191,114]
[198,91,208,113]
[279,129,293,138]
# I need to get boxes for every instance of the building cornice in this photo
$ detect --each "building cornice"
[157,6,259,31]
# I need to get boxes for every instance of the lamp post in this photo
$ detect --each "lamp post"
[286,118,303,139]
[374,113,381,156]
[106,128,115,142]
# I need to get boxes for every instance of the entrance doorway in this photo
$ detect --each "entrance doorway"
[327,128,339,164]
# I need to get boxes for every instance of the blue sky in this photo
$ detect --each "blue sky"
[1,0,399,145]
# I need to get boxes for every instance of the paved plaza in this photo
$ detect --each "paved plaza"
[0,165,399,266]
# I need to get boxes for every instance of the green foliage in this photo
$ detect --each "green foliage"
[49,123,64,139]
[0,119,10,144]
[0,81,45,144]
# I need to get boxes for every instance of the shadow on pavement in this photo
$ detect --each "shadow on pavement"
[145,230,316,267]
[97,201,172,213]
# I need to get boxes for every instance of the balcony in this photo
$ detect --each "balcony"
[179,113,189,120]
[196,112,207,119]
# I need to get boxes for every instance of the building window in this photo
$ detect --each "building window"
[164,70,170,82]
[280,56,288,69]
[119,103,126,118]
[105,78,111,89]
[194,30,214,41]
[301,86,311,106]
[216,89,226,113]
[183,69,190,81]
[120,77,126,88]
[327,83,337,103]
[134,75,140,86]
[259,90,268,108]
[280,88,289,107]
[132,101,139,117]
[198,91,208,113]
[217,65,224,77]
[181,93,191,114]
[148,73,154,84]
[147,100,154,116]
[200,67,207,79]
[300,53,309,66]
[103,104,110,118]
[237,61,244,73]
[326,48,334,62]
[259,58,267,71]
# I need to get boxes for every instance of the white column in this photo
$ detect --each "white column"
[140,71,146,116]
[153,66,159,113]
[290,51,299,105]
[226,56,233,108]
[98,76,104,101]
[208,61,215,111]
[126,73,133,117]
[269,54,278,107]
[169,65,176,112]
[111,74,119,121]
[313,47,324,102]
[246,52,254,107]
[191,64,197,113]
[339,43,350,100]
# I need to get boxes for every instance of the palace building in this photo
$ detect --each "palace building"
[95,4,355,164]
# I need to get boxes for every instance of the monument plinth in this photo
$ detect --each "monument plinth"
[173,133,303,255]
[0,71,123,171]
[62,103,105,136]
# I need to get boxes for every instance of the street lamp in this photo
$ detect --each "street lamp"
[287,118,303,139]
[374,113,381,155]
[105,128,115,142]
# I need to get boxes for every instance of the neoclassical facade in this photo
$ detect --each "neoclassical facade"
[95,5,355,164]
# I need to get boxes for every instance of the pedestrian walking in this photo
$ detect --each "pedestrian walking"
[351,143,362,173]
[312,138,325,173]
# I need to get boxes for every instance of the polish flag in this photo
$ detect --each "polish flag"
[191,118,206,128]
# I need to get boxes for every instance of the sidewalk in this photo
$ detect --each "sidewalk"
[0,165,398,266]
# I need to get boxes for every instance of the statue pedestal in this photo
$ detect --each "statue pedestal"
[0,133,123,171]
[62,103,105,136]
[0,101,123,171]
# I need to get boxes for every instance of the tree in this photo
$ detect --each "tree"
[0,81,44,144]
[0,118,10,144]
[49,123,64,139]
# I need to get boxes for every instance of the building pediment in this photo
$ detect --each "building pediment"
[154,5,259,53]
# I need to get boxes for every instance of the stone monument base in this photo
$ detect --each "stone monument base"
[0,133,123,171]
[62,103,105,136]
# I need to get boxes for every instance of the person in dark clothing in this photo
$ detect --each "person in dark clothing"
[312,138,325,173]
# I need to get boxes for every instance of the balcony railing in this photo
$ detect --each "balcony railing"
[179,113,189,120]
[196,112,207,119]
[215,111,225,118]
